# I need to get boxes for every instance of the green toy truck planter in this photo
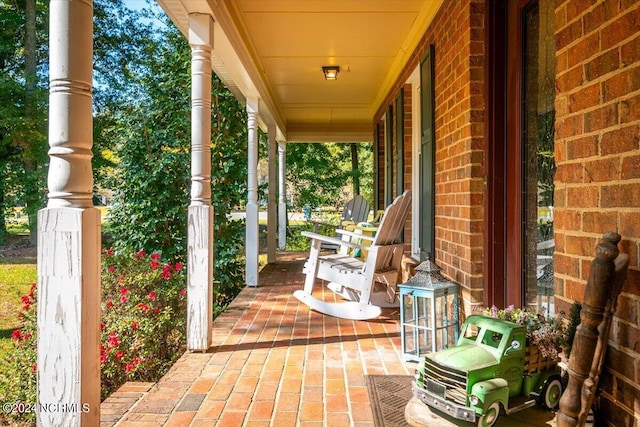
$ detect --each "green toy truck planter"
[412,315,562,427]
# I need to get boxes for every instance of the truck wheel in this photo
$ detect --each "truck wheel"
[541,378,562,409]
[476,402,500,427]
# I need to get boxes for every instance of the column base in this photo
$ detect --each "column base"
[37,207,101,426]
[187,205,213,351]
[246,202,259,287]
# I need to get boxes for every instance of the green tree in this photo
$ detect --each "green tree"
[99,15,191,260]
[0,0,48,244]
[94,1,248,298]
[286,142,373,211]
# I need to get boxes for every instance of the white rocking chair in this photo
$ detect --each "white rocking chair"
[294,191,411,320]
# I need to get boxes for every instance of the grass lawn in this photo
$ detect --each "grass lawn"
[0,260,37,361]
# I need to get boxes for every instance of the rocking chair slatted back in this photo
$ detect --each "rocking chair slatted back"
[342,195,370,225]
[371,191,411,246]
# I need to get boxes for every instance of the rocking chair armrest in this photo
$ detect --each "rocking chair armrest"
[335,228,376,242]
[300,231,365,250]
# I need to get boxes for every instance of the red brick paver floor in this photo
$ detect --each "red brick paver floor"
[101,253,413,427]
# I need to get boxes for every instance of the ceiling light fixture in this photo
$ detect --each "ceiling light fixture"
[322,66,340,80]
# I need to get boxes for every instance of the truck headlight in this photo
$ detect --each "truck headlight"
[469,395,480,406]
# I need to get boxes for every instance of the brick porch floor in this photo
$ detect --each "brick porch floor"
[100,253,413,426]
[100,252,560,427]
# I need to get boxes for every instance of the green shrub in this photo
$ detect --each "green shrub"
[100,249,186,399]
[0,250,187,424]
[213,217,245,317]
[0,284,37,424]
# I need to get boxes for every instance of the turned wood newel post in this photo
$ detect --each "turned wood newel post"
[38,0,101,425]
[246,100,259,286]
[186,13,214,351]
[278,142,287,250]
[557,233,620,427]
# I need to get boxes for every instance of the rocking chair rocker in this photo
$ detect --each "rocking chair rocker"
[294,191,411,320]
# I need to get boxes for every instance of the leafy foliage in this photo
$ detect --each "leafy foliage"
[0,251,188,423]
[0,0,48,243]
[286,142,373,211]
[0,284,37,424]
[100,249,186,399]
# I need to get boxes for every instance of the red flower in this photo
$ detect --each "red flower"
[137,303,150,313]
[150,260,159,270]
[179,288,186,296]
[11,329,23,341]
[22,303,31,311]
[150,253,160,260]
[120,287,129,296]
[148,291,157,301]
[32,364,37,373]
[107,332,119,348]
[100,353,107,364]
[21,295,31,304]
[100,323,105,331]
[162,264,172,272]
[23,332,32,340]
[131,321,138,331]
[105,248,114,256]
[108,266,115,273]
[119,275,125,282]
[135,250,146,259]
[106,300,114,308]
[115,351,125,360]
[175,262,183,270]
[153,307,160,315]
[125,363,135,373]
[161,270,172,279]
[120,295,127,303]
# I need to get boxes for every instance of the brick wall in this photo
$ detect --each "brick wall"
[374,0,486,312]
[554,0,640,424]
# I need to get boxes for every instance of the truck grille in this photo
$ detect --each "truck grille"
[422,358,468,406]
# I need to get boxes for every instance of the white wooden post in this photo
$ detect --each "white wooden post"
[38,1,100,425]
[278,142,287,250]
[187,14,214,351]
[267,126,277,263]
[246,100,259,286]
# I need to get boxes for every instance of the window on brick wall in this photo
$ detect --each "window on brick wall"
[522,0,556,314]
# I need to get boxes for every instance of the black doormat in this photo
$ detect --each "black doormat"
[365,375,414,427]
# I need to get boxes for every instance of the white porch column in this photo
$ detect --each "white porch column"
[246,100,259,286]
[278,142,287,250]
[187,14,214,351]
[38,1,100,425]
[266,126,277,263]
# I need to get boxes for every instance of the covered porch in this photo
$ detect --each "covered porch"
[37,0,640,424]
[100,254,556,427]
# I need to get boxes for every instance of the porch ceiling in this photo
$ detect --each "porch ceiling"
[156,0,442,143]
